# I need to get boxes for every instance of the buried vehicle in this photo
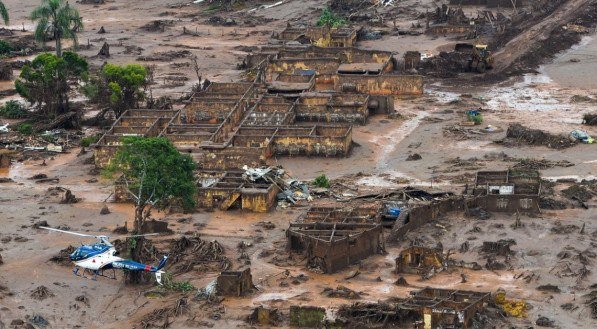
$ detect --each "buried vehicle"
[455,43,494,73]
[569,129,594,144]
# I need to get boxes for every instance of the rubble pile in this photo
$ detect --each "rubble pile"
[165,236,231,274]
[584,113,597,126]
[585,288,597,319]
[139,297,188,329]
[242,166,311,206]
[140,20,174,32]
[0,129,83,157]
[336,301,416,326]
[419,52,470,78]
[49,245,76,266]
[512,158,574,170]
[30,285,54,300]
[504,124,576,149]
[561,183,595,203]
[321,285,361,299]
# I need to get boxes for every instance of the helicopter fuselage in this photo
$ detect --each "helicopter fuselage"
[70,243,123,271]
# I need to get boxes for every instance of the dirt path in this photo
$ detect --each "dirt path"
[492,0,591,71]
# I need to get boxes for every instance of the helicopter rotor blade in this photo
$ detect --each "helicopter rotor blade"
[117,233,160,238]
[38,226,98,238]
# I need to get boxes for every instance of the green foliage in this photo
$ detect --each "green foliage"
[105,137,197,212]
[0,101,27,119]
[0,40,11,55]
[162,274,195,292]
[313,174,330,188]
[317,8,346,28]
[80,135,99,147]
[467,112,483,124]
[17,123,33,135]
[15,52,88,115]
[129,237,137,251]
[0,1,8,25]
[30,0,83,57]
[85,64,147,117]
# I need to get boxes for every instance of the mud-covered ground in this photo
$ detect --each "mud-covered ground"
[0,0,596,328]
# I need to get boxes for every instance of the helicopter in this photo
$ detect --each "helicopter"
[40,227,168,285]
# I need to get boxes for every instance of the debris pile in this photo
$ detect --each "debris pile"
[139,297,188,328]
[30,285,54,300]
[442,124,486,139]
[166,236,231,274]
[552,245,593,283]
[512,158,574,170]
[493,288,528,318]
[242,166,312,206]
[140,20,173,32]
[561,184,595,203]
[49,245,76,265]
[536,315,556,327]
[504,124,575,149]
[583,113,597,126]
[584,288,597,319]
[337,301,416,326]
[321,285,361,299]
[137,50,191,61]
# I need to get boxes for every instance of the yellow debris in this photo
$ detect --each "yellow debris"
[494,288,529,318]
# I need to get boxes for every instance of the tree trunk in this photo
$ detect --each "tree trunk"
[134,204,144,233]
[55,30,62,57]
[126,236,146,284]
[127,204,147,285]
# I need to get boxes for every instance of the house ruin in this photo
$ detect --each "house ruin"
[402,288,491,329]
[216,268,255,297]
[94,25,425,213]
[471,170,541,214]
[395,245,445,275]
[287,206,384,273]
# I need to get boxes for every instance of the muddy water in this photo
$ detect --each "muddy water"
[542,34,597,89]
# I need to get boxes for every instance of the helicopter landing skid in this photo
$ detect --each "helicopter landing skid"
[73,266,117,281]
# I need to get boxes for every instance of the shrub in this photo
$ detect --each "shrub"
[0,101,28,119]
[317,8,347,28]
[80,135,100,147]
[85,63,148,118]
[162,273,195,292]
[313,174,330,188]
[0,40,11,55]
[17,123,33,135]
[467,112,483,124]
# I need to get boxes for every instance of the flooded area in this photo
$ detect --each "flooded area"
[1,0,596,328]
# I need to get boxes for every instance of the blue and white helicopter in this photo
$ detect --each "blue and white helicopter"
[40,227,168,284]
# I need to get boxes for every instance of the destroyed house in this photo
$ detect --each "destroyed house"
[300,205,381,224]
[472,170,541,213]
[216,268,254,296]
[274,25,358,48]
[196,171,280,212]
[402,288,491,329]
[287,221,383,273]
[254,45,422,105]
[395,245,444,275]
[94,82,355,170]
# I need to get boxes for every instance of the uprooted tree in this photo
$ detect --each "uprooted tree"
[15,52,88,124]
[104,137,196,283]
[84,63,148,119]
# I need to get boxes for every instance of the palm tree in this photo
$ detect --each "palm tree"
[0,1,9,25]
[30,0,83,57]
